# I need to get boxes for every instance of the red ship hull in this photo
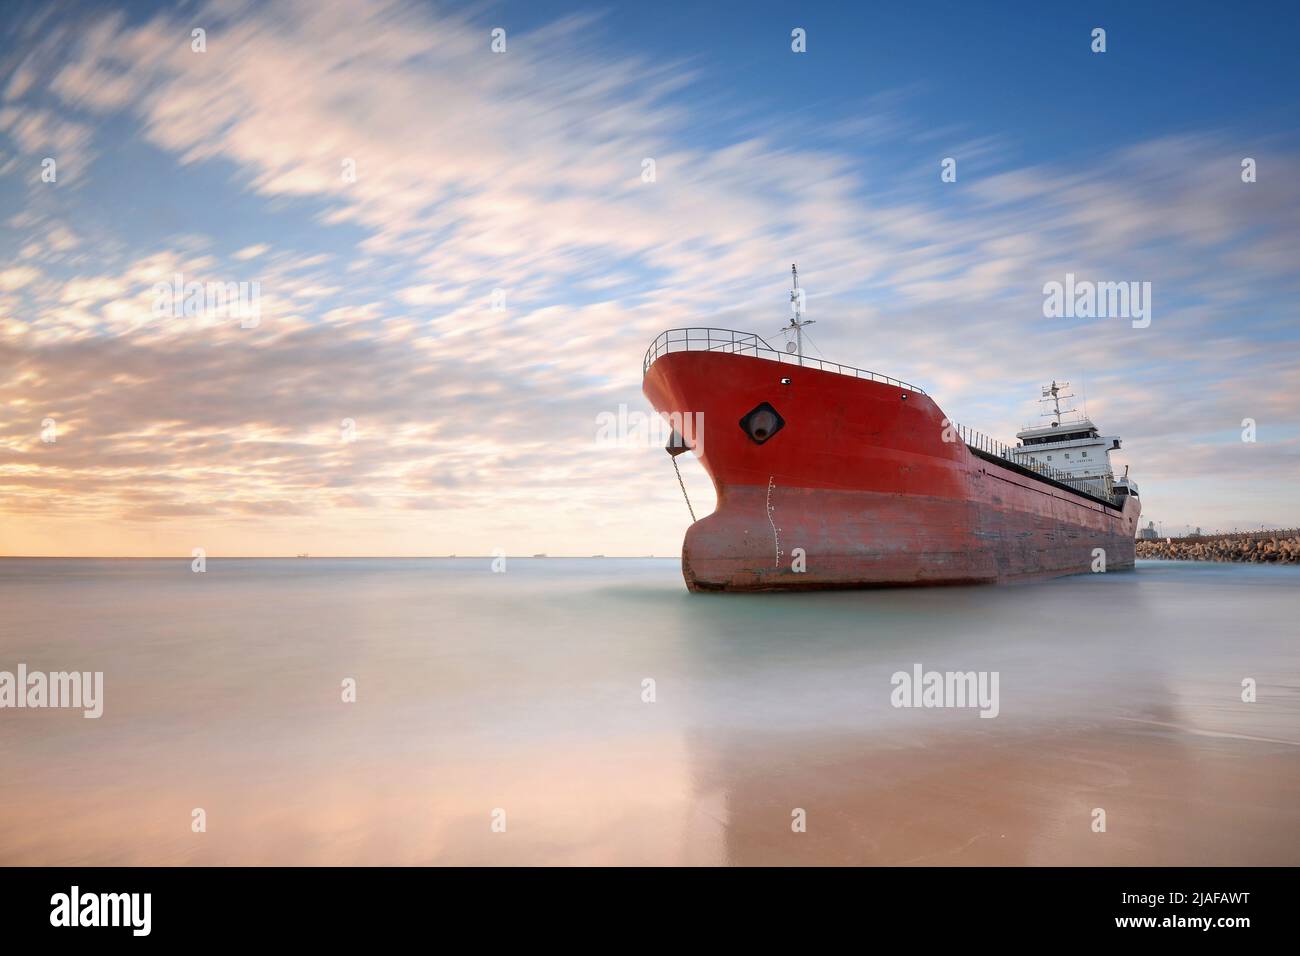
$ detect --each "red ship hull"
[643,349,1141,591]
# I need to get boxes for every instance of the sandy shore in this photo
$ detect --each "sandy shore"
[4,715,1296,866]
[691,723,1300,866]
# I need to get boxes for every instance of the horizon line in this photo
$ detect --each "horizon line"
[0,554,668,560]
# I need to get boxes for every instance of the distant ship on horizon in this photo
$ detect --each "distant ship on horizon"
[642,266,1142,591]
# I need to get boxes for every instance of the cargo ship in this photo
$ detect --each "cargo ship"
[642,267,1142,591]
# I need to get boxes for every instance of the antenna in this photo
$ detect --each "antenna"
[778,263,815,366]
[1038,380,1076,426]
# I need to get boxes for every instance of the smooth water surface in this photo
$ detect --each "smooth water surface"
[1,558,1297,865]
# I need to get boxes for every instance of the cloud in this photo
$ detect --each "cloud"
[397,284,464,307]
[0,105,95,181]
[0,266,40,291]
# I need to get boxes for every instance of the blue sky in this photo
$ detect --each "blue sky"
[0,0,1297,554]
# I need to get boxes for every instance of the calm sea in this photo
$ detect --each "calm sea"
[1,558,1297,865]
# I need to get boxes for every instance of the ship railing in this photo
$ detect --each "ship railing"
[952,422,1120,506]
[643,328,926,394]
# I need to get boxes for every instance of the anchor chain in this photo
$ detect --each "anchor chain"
[671,454,697,523]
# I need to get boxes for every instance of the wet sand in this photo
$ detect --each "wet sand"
[695,726,1300,866]
[4,719,1294,866]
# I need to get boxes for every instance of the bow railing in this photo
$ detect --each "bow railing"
[642,328,926,394]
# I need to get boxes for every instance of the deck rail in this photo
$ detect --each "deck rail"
[642,327,926,394]
[953,421,1120,505]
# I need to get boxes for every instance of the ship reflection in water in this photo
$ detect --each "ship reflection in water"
[1,557,1297,865]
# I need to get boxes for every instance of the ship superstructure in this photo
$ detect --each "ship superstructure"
[1009,381,1138,502]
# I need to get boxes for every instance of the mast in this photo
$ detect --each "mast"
[783,263,815,366]
[1039,380,1076,425]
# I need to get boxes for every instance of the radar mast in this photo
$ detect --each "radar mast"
[778,263,815,366]
[1039,380,1076,426]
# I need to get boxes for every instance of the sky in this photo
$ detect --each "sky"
[0,0,1297,556]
